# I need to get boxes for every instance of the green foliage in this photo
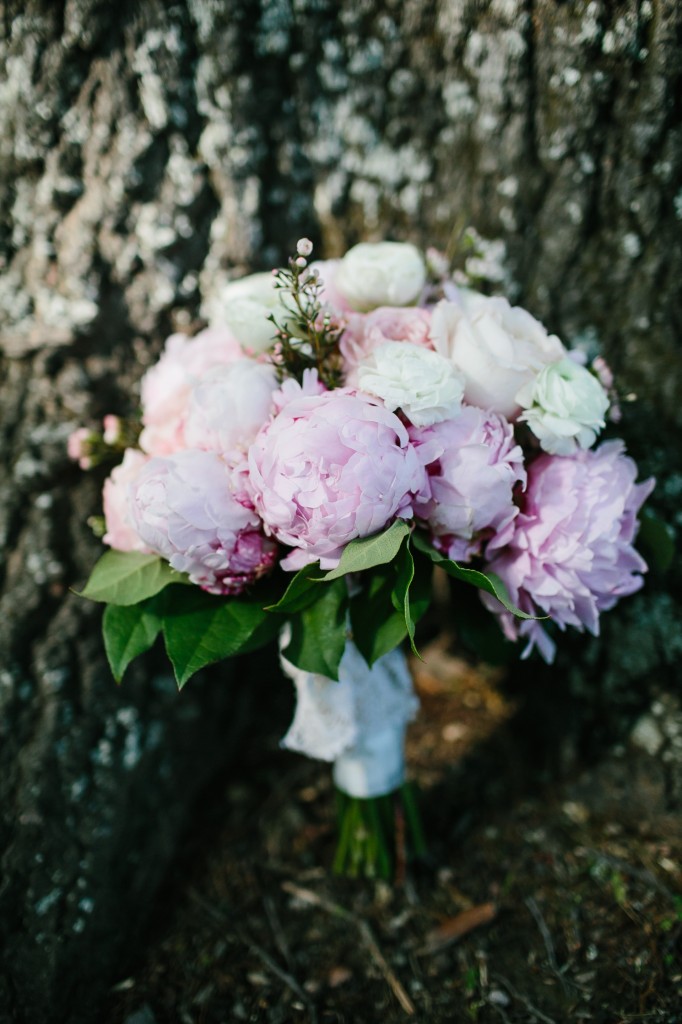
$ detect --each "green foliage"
[86,522,538,688]
[411,531,538,620]
[79,551,189,606]
[320,519,412,580]
[282,577,348,679]
[161,587,280,688]
[103,599,162,682]
[638,507,675,572]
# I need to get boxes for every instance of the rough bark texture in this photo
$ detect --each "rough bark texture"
[0,1,680,1022]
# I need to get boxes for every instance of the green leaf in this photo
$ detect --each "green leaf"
[282,578,348,679]
[350,555,432,666]
[162,589,279,688]
[412,531,539,620]
[102,599,162,682]
[392,542,418,655]
[265,566,322,614]
[638,507,674,573]
[319,520,411,581]
[79,551,189,606]
[350,570,408,666]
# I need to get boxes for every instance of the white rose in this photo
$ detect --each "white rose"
[335,242,426,312]
[357,341,465,427]
[431,293,566,419]
[184,360,278,457]
[517,357,610,455]
[203,272,282,353]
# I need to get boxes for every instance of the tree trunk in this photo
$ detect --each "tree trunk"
[1,1,680,1021]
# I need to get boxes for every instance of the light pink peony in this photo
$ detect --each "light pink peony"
[129,450,278,595]
[483,441,655,663]
[248,387,425,570]
[340,306,433,386]
[139,327,243,455]
[103,448,151,553]
[184,360,278,458]
[410,407,526,562]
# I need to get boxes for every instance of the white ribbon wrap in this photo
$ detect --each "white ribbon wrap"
[279,634,419,799]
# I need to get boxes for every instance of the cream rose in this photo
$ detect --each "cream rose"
[517,357,609,455]
[357,341,465,427]
[335,242,426,312]
[431,293,566,420]
[204,272,282,354]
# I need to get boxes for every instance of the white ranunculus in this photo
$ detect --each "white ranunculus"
[335,242,426,312]
[517,357,610,455]
[431,293,566,420]
[184,359,278,457]
[357,341,465,427]
[204,272,282,353]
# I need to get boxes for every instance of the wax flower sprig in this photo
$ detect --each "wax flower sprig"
[269,238,344,389]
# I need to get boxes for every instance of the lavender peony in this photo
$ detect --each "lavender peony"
[483,441,654,662]
[248,386,425,570]
[129,450,277,595]
[410,407,526,562]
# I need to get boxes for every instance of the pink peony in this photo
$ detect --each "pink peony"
[184,360,278,458]
[129,450,278,595]
[410,407,526,562]
[483,441,655,663]
[103,448,152,553]
[139,327,243,455]
[248,387,425,570]
[340,306,433,386]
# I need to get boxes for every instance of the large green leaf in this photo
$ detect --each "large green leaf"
[350,555,432,666]
[265,566,322,614]
[411,531,538,619]
[350,570,408,666]
[282,578,348,679]
[79,551,189,606]
[162,589,279,688]
[102,599,162,682]
[638,507,674,573]
[319,520,411,581]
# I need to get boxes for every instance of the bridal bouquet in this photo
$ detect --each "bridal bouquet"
[71,238,654,878]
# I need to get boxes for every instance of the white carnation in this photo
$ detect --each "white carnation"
[431,293,566,419]
[517,357,610,455]
[203,272,281,353]
[335,242,426,312]
[184,360,278,457]
[357,341,465,427]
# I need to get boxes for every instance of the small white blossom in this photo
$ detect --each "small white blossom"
[517,357,609,455]
[357,341,464,427]
[296,237,314,257]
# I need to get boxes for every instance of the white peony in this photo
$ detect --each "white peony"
[517,357,610,455]
[431,293,566,420]
[357,341,465,427]
[184,359,278,457]
[203,272,282,353]
[335,242,426,311]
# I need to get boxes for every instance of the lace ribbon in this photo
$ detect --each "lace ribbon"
[279,632,419,798]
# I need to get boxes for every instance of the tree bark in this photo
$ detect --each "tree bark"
[1,1,680,1021]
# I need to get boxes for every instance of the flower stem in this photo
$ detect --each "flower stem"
[332,783,427,881]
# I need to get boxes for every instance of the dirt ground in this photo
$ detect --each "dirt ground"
[104,640,682,1024]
